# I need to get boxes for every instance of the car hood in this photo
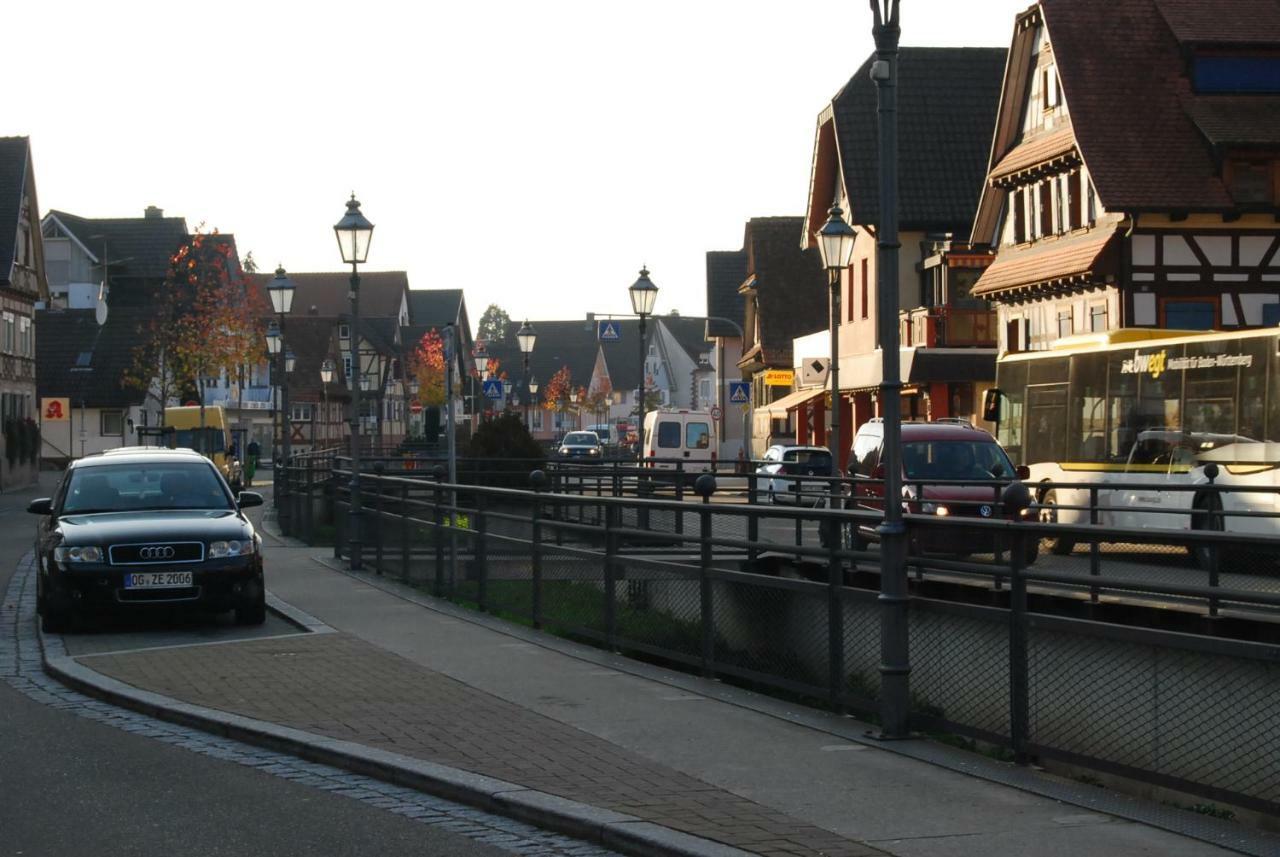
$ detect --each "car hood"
[55,510,251,543]
[915,484,1006,503]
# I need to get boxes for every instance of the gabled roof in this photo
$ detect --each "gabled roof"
[659,315,713,363]
[705,250,748,339]
[406,288,465,328]
[250,271,408,319]
[741,217,827,368]
[820,48,1007,232]
[0,137,30,286]
[483,319,604,403]
[281,317,349,401]
[45,208,189,283]
[35,305,157,408]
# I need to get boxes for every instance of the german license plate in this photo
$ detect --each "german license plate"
[124,571,193,589]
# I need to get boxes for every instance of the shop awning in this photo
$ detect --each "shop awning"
[757,387,825,417]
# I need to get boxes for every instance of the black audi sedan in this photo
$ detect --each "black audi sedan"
[28,447,266,633]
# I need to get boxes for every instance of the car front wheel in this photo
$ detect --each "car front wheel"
[235,583,267,626]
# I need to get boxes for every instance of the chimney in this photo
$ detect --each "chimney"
[144,205,164,219]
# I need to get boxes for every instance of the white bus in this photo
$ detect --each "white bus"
[987,327,1280,559]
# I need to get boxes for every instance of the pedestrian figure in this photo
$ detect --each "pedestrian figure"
[246,438,261,483]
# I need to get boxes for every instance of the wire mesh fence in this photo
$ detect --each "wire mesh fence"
[302,462,1280,817]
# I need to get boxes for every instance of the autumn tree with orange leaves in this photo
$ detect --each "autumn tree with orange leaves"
[408,329,446,407]
[541,366,573,429]
[126,230,268,428]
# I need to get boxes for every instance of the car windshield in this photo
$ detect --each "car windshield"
[62,461,233,514]
[563,433,598,445]
[783,449,832,472]
[902,440,1014,480]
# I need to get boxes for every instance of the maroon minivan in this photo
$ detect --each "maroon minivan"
[842,420,1035,562]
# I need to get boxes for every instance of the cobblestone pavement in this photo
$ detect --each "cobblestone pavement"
[32,579,879,855]
[1,556,618,857]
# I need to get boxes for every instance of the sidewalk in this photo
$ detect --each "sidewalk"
[42,515,1268,856]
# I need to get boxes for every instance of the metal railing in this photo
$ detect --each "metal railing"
[274,456,1280,818]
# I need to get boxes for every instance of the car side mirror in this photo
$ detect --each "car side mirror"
[982,388,1002,423]
[1016,465,1030,480]
[26,497,53,515]
[237,491,264,509]
[871,464,886,480]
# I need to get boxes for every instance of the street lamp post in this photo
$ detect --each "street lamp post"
[267,266,296,532]
[871,0,910,740]
[516,320,537,429]
[816,207,856,490]
[472,342,488,427]
[569,389,579,432]
[407,377,420,440]
[628,267,659,462]
[320,359,334,447]
[527,374,538,435]
[334,194,374,571]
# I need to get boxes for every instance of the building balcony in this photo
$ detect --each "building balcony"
[899,306,997,348]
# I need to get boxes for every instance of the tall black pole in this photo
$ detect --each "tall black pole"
[348,262,363,571]
[828,268,842,503]
[523,355,531,430]
[279,311,292,533]
[637,313,647,463]
[872,0,910,739]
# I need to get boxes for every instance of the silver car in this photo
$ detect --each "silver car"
[757,445,833,505]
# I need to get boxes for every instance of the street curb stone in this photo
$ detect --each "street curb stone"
[39,623,753,857]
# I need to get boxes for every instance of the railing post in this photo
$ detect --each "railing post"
[1208,487,1222,620]
[433,467,446,597]
[1009,525,1030,766]
[475,492,488,612]
[794,478,803,556]
[827,486,845,713]
[304,457,315,545]
[1089,485,1101,605]
[373,463,385,573]
[334,463,346,560]
[992,482,1005,591]
[747,471,760,565]
[674,461,685,536]
[530,470,547,630]
[697,476,716,678]
[604,502,618,650]
[400,482,411,580]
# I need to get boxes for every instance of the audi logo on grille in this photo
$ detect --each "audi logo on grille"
[139,546,177,560]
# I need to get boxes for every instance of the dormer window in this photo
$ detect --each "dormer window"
[1226,158,1276,204]
[338,323,350,340]
[1193,54,1280,94]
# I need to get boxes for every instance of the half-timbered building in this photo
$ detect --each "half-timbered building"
[971,0,1280,347]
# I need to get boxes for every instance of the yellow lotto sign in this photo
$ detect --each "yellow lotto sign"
[41,398,70,422]
[763,369,794,386]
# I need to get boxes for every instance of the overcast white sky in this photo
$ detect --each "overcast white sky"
[5,0,1029,328]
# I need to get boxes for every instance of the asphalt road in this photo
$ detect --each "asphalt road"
[0,474,605,857]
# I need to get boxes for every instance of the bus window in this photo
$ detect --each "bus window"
[1107,352,1139,460]
[1184,341,1241,436]
[1024,384,1067,465]
[1239,340,1269,441]
[1069,352,1107,461]
[994,361,1027,462]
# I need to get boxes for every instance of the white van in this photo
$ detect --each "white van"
[642,409,717,471]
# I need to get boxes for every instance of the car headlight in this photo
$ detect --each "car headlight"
[921,503,949,516]
[209,540,256,558]
[559,447,570,455]
[588,448,600,455]
[53,545,103,564]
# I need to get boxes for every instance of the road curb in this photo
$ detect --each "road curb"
[38,624,753,857]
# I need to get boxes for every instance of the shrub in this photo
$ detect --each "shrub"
[463,413,544,488]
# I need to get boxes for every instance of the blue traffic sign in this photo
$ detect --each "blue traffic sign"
[482,379,504,399]
[597,320,621,342]
[728,381,750,405]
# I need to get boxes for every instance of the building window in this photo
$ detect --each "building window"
[291,403,314,422]
[101,411,124,436]
[2,312,13,353]
[1163,300,1216,330]
[342,355,353,383]
[1057,310,1073,339]
[532,410,543,430]
[1227,159,1274,204]
[338,324,350,340]
[1089,304,1108,332]
[860,259,869,320]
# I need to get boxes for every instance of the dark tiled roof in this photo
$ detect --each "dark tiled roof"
[406,288,464,328]
[1183,97,1280,148]
[659,315,712,362]
[483,319,603,404]
[1155,0,1280,44]
[281,317,349,401]
[743,217,827,367]
[705,251,748,338]
[0,137,30,285]
[972,225,1121,296]
[250,271,408,319]
[35,305,157,408]
[832,48,1007,230]
[46,208,189,289]
[1040,0,1247,211]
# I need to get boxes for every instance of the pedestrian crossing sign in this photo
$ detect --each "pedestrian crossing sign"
[482,379,504,399]
[728,381,750,405]
[598,320,621,342]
